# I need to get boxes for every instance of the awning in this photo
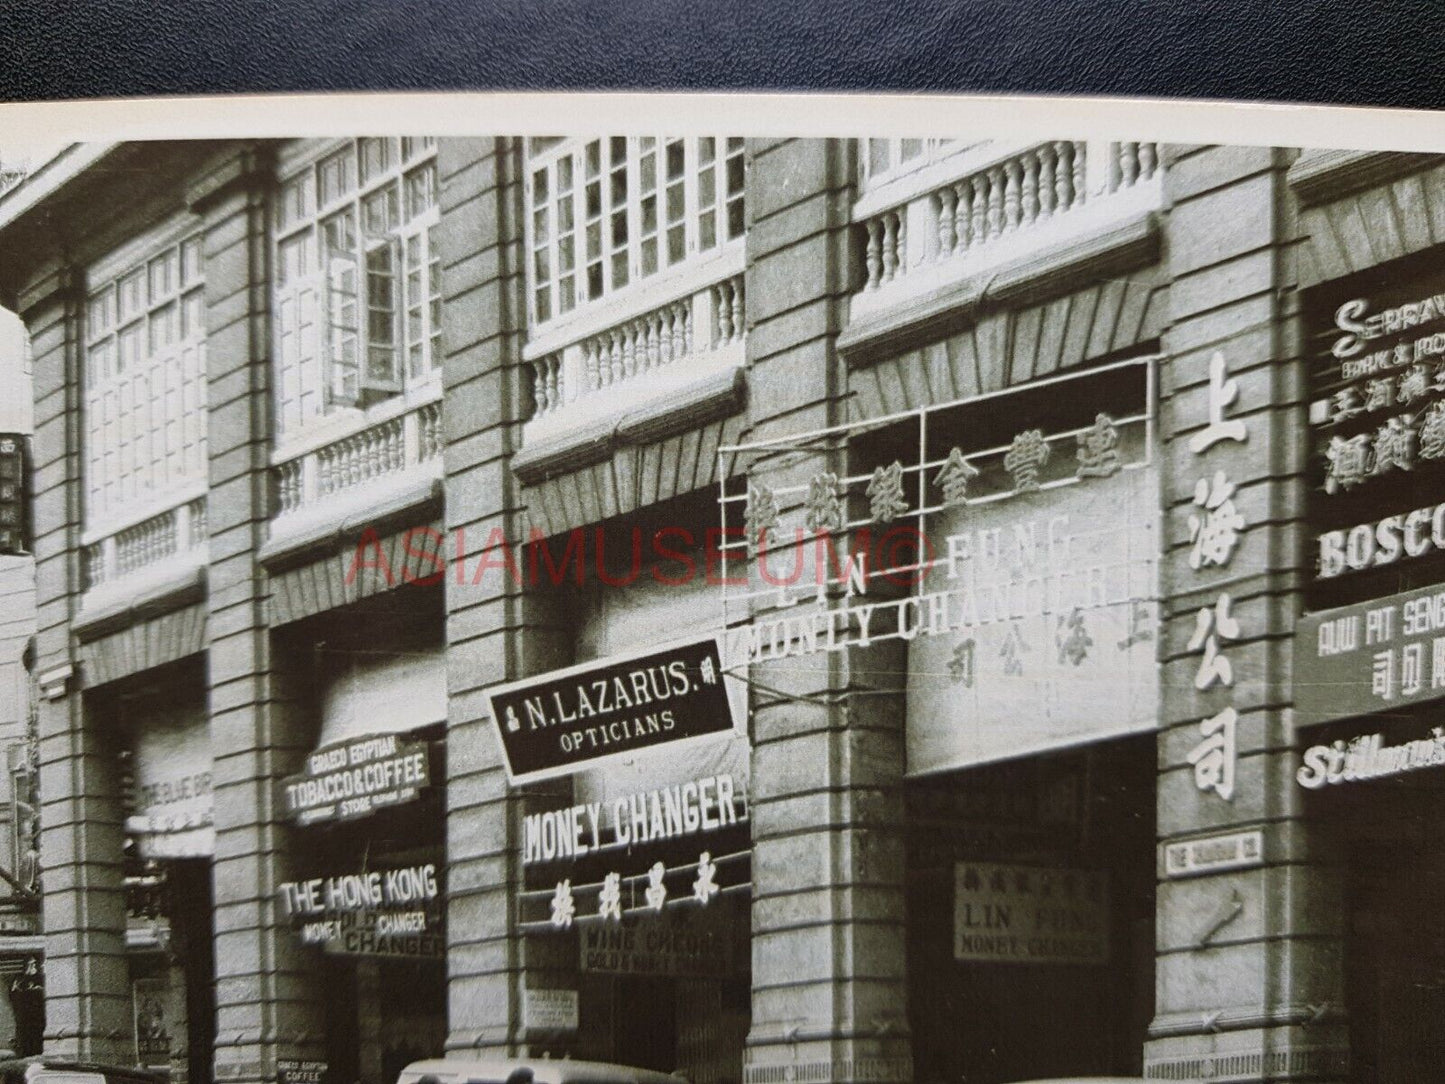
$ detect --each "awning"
[315,643,447,749]
[125,696,213,860]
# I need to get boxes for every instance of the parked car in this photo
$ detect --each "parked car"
[0,1058,167,1084]
[398,1059,684,1084]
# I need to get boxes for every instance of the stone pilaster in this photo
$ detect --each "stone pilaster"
[742,138,912,1084]
[195,145,327,1084]
[438,136,573,1057]
[1147,145,1348,1082]
[22,262,132,1062]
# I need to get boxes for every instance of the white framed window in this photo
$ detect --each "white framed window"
[273,137,440,435]
[84,233,207,525]
[525,136,745,330]
[857,138,969,191]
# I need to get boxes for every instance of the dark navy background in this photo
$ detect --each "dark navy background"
[0,0,1442,108]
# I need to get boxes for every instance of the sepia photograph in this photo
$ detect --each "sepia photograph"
[0,90,1441,1084]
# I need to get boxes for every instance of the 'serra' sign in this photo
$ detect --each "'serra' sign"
[487,635,743,784]
[280,732,431,826]
[954,861,1109,965]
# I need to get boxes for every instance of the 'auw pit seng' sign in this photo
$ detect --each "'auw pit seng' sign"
[486,635,744,784]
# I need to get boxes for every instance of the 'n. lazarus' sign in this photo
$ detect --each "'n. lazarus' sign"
[486,635,745,784]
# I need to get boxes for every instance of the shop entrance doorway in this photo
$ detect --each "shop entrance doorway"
[1309,736,1445,1083]
[906,737,1156,1084]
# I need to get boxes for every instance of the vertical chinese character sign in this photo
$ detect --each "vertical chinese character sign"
[1185,352,1250,803]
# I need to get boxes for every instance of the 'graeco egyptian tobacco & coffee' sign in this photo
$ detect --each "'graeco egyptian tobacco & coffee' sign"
[280,733,431,825]
[487,635,744,784]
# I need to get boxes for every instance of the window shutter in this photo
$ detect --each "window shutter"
[361,238,403,393]
[322,245,362,408]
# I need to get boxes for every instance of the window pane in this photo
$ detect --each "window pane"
[726,154,745,195]
[149,303,177,353]
[900,139,923,161]
[611,252,628,290]
[585,140,601,178]
[727,198,745,240]
[868,139,891,176]
[118,270,146,322]
[699,137,715,165]
[641,238,656,277]
[322,210,356,254]
[534,289,551,323]
[557,155,573,192]
[359,137,391,183]
[700,210,716,250]
[666,140,685,180]
[610,136,627,164]
[318,146,356,205]
[182,291,206,339]
[149,250,178,301]
[180,237,204,286]
[533,168,549,203]
[278,174,313,229]
[406,164,436,217]
[586,181,601,219]
[364,186,397,237]
[88,290,115,340]
[667,226,685,264]
[587,264,603,299]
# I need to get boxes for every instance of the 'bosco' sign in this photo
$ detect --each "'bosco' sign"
[486,635,744,784]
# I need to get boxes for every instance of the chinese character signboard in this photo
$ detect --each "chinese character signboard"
[280,732,432,826]
[954,861,1109,965]
[487,635,745,785]
[906,464,1159,775]
[1293,583,1445,726]
[1307,266,1445,582]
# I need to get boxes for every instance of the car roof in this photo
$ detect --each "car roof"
[398,1059,682,1084]
[0,1059,166,1084]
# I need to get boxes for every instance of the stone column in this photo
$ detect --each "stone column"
[21,262,132,1061]
[437,137,573,1057]
[742,138,912,1084]
[192,145,328,1084]
[1146,145,1348,1081]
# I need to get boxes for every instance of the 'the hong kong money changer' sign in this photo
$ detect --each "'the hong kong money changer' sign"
[907,465,1160,775]
[486,635,746,785]
[1293,582,1445,726]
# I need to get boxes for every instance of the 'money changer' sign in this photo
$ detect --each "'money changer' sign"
[486,635,745,784]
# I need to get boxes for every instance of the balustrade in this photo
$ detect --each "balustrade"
[527,272,745,421]
[857,140,1161,294]
[272,398,444,518]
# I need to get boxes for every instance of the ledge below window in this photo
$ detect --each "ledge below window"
[1288,148,1445,208]
[73,557,207,642]
[260,467,443,572]
[513,363,747,486]
[839,209,1160,370]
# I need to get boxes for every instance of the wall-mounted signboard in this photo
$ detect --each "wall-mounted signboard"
[278,862,444,959]
[487,635,745,785]
[280,733,432,826]
[954,861,1109,966]
[908,465,1160,775]
[1293,582,1445,726]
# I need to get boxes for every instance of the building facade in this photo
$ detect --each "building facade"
[0,133,1441,1084]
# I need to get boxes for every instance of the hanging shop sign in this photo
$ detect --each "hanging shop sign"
[953,861,1109,966]
[1297,727,1445,790]
[278,862,444,959]
[522,989,579,1032]
[280,733,432,826]
[907,464,1160,775]
[487,635,745,785]
[1293,583,1445,725]
[127,700,214,860]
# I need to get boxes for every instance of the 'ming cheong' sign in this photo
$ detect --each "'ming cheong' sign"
[486,635,744,784]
